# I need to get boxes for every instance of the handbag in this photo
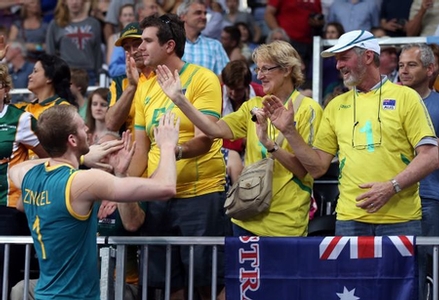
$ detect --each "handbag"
[224,93,304,220]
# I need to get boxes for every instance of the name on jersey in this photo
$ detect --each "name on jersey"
[0,124,17,131]
[382,99,396,110]
[23,189,51,206]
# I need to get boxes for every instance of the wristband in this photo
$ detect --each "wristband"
[35,44,43,51]
[79,155,85,166]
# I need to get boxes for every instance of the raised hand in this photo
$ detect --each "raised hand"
[0,35,9,61]
[84,139,124,172]
[126,51,139,87]
[156,65,183,104]
[154,111,180,150]
[109,130,135,177]
[253,108,271,146]
[263,95,296,134]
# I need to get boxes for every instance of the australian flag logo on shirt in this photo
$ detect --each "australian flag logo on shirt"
[382,99,396,110]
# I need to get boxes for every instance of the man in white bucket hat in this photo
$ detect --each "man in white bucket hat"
[263,29,438,237]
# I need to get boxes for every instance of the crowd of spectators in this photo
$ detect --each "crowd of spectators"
[0,0,438,103]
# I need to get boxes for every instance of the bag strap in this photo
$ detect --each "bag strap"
[273,92,305,146]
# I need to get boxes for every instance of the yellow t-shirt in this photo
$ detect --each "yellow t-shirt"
[314,80,436,223]
[134,63,225,197]
[222,90,323,236]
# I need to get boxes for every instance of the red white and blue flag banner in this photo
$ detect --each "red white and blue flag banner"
[225,236,417,300]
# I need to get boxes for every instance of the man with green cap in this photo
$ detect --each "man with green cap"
[106,22,154,136]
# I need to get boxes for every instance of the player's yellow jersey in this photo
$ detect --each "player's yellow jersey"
[134,63,225,197]
[222,90,323,236]
[314,80,436,223]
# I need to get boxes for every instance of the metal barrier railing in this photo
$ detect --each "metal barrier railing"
[1,236,438,300]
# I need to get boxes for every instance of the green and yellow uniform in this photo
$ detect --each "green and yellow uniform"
[0,105,39,207]
[22,163,99,299]
[15,95,70,119]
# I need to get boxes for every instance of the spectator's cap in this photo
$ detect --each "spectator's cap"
[115,22,142,46]
[378,37,399,54]
[321,30,380,58]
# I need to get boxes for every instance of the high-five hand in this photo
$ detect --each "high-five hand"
[109,130,136,177]
[154,111,180,150]
[156,65,183,104]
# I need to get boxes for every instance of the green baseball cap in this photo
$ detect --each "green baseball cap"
[115,22,142,46]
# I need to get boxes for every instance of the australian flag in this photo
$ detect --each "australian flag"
[225,236,417,300]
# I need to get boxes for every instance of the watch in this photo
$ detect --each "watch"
[391,179,401,193]
[267,143,279,153]
[176,145,183,161]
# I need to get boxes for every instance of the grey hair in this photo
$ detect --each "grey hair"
[353,47,380,67]
[265,28,290,44]
[176,0,204,17]
[9,40,27,57]
[401,43,435,67]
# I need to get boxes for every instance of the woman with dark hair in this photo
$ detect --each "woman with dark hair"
[14,53,75,159]
[323,22,345,40]
[235,21,259,64]
[0,37,48,296]
[16,53,75,119]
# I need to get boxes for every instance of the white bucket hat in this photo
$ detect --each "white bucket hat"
[321,30,380,58]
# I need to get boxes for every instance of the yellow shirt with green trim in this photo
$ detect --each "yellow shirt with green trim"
[134,63,225,197]
[222,90,323,236]
[314,80,436,224]
[15,95,70,119]
[108,73,152,134]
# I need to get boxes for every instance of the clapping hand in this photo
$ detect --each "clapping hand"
[253,107,271,146]
[126,51,139,87]
[263,95,296,134]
